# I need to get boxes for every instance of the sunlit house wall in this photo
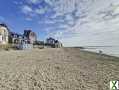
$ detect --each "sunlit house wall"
[0,25,9,44]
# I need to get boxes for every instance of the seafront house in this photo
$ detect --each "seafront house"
[23,30,37,44]
[54,40,63,48]
[46,37,56,45]
[0,24,9,44]
[46,37,63,48]
[9,32,24,44]
[9,30,37,49]
[9,30,37,45]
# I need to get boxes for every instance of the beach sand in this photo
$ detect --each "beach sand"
[0,48,119,90]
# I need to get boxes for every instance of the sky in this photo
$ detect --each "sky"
[0,0,119,47]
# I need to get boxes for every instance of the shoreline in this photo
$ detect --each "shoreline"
[81,49,119,60]
[67,47,119,61]
[71,47,119,58]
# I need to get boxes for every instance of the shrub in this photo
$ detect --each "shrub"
[0,44,12,51]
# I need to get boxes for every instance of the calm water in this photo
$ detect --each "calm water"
[83,46,119,57]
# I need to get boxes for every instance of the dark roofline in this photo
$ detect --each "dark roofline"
[47,37,56,40]
[0,23,10,32]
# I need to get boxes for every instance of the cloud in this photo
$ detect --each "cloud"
[21,5,33,14]
[28,0,41,4]
[18,0,119,47]
[49,0,119,47]
[38,20,55,26]
[35,8,46,14]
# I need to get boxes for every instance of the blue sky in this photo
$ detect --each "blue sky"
[0,0,119,47]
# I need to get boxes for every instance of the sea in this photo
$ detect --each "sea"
[82,46,119,57]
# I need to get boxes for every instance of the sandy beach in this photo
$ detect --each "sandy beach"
[0,48,119,90]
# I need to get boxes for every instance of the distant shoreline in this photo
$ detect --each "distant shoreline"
[66,46,119,58]
[81,49,119,59]
[65,47,119,60]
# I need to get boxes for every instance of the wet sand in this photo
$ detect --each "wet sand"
[0,48,119,90]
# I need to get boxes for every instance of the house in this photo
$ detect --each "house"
[0,24,9,44]
[54,40,63,48]
[9,31,35,50]
[23,30,37,44]
[46,37,56,45]
[9,32,23,44]
[9,32,32,44]
[46,37,63,48]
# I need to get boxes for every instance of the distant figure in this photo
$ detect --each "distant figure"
[99,50,103,56]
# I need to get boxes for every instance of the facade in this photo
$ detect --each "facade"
[54,40,63,48]
[9,32,20,44]
[9,32,29,44]
[9,30,37,49]
[24,30,37,44]
[46,37,63,48]
[9,30,37,45]
[0,24,9,44]
[46,37,56,45]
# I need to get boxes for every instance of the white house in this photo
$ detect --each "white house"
[0,24,9,44]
